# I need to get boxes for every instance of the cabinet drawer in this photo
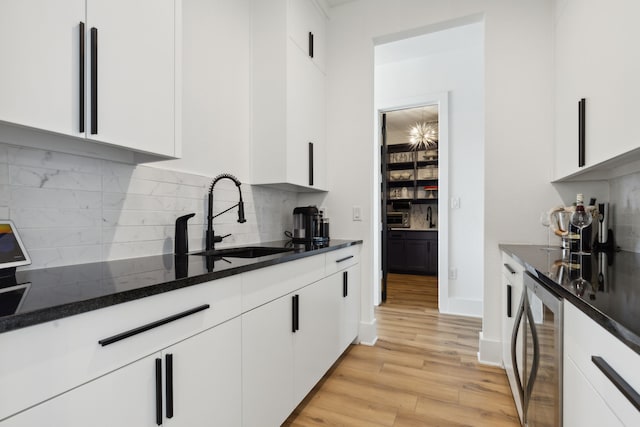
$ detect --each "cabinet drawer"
[501,252,524,279]
[242,254,325,312]
[564,303,640,426]
[325,245,360,275]
[0,276,241,421]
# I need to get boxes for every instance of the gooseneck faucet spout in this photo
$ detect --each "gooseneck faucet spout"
[206,173,247,252]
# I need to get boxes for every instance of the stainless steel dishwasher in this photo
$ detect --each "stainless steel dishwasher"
[512,272,563,426]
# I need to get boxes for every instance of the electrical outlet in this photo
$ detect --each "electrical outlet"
[352,206,362,221]
[449,268,457,280]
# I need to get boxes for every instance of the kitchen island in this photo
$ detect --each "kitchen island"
[0,239,362,426]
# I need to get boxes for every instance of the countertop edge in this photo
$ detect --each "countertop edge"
[0,240,363,334]
[499,244,640,356]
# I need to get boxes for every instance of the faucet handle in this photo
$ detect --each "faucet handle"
[213,233,232,243]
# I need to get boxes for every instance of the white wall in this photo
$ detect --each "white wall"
[375,22,484,314]
[325,0,561,363]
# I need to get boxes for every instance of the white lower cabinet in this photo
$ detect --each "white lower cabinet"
[2,352,158,426]
[3,318,241,426]
[564,302,640,426]
[242,249,362,427]
[242,292,296,427]
[338,264,361,353]
[242,279,338,427]
[1,247,362,426]
[293,277,339,403]
[164,318,241,426]
[564,356,623,427]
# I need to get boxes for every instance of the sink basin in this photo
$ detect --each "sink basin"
[191,246,294,258]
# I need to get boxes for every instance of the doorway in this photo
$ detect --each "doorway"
[381,105,441,304]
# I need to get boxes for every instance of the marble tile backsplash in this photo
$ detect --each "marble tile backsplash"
[0,143,297,269]
[610,171,640,253]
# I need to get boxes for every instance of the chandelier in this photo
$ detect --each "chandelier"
[408,122,438,150]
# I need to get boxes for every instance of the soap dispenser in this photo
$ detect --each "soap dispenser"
[175,213,196,255]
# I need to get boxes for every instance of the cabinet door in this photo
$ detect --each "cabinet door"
[405,239,428,273]
[564,357,623,427]
[2,354,159,427]
[387,236,405,272]
[86,0,177,156]
[293,278,339,403]
[555,0,640,179]
[288,0,326,73]
[338,264,361,352]
[242,294,295,427]
[0,1,85,137]
[425,236,438,275]
[165,318,241,427]
[287,39,326,189]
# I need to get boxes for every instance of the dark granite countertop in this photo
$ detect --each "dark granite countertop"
[500,244,640,355]
[0,239,362,334]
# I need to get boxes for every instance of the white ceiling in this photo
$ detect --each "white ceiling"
[325,0,356,7]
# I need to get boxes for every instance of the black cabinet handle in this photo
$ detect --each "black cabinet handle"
[336,255,354,264]
[503,263,516,275]
[165,354,174,419]
[90,27,98,134]
[155,358,162,426]
[98,304,210,346]
[592,356,640,411]
[308,142,314,186]
[343,271,348,297]
[79,22,85,133]
[292,295,300,332]
[578,98,586,167]
[507,284,512,318]
[308,31,314,58]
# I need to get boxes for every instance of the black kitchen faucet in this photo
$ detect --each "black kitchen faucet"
[206,173,247,252]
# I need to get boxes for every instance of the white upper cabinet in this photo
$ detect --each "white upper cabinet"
[0,0,181,158]
[554,0,640,180]
[0,1,86,137]
[86,0,179,157]
[251,0,327,192]
[288,0,326,73]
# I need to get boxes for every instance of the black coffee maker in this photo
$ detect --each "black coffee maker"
[292,206,329,246]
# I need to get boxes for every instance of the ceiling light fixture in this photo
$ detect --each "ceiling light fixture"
[409,122,438,150]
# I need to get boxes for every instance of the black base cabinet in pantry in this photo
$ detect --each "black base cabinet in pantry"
[387,230,437,275]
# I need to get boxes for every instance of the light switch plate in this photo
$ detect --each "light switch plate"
[352,206,362,221]
[451,197,461,209]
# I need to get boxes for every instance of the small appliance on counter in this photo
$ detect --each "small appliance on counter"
[387,211,410,228]
[387,201,411,229]
[292,206,329,246]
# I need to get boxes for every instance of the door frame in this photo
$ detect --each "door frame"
[375,91,450,312]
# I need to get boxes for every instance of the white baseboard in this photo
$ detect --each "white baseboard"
[357,318,378,346]
[441,297,483,318]
[477,331,503,367]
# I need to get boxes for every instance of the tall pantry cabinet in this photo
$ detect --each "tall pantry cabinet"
[0,0,180,158]
[251,0,327,191]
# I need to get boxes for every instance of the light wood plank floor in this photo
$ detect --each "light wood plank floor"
[284,273,520,426]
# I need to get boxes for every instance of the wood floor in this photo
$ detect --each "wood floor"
[283,273,520,427]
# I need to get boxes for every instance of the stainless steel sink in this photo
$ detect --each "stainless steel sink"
[190,246,294,258]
